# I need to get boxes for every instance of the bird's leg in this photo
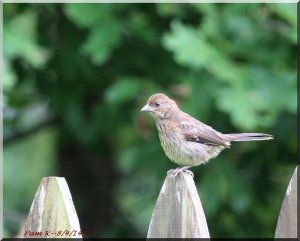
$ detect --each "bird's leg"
[167,166,194,178]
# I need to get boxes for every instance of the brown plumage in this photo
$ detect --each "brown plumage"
[141,93,273,176]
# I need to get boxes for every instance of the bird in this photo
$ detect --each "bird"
[141,93,273,177]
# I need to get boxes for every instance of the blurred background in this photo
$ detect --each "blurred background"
[3,3,297,238]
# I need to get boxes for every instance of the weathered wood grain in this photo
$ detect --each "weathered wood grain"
[24,177,82,238]
[147,171,210,238]
[275,166,297,238]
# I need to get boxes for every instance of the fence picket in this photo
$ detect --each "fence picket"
[274,166,297,238]
[147,172,210,238]
[24,177,82,238]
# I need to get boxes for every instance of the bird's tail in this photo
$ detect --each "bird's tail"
[224,133,273,142]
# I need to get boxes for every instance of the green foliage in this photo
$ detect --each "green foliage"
[105,77,143,105]
[4,3,296,238]
[4,128,58,234]
[65,4,122,65]
[162,7,296,130]
[4,128,58,209]
[4,10,49,67]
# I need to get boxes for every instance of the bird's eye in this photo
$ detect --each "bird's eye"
[155,102,160,107]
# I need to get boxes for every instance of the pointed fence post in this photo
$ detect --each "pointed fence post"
[147,172,210,238]
[24,177,82,238]
[275,166,297,238]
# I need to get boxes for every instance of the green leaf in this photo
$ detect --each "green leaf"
[270,4,297,44]
[270,3,297,27]
[3,59,16,93]
[105,77,142,105]
[217,84,261,130]
[162,20,244,84]
[64,3,113,28]
[162,20,211,69]
[80,22,121,65]
[4,10,50,68]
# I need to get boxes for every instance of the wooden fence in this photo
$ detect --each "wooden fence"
[23,177,82,238]
[23,166,297,238]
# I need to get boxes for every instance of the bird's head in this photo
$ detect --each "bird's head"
[141,93,179,120]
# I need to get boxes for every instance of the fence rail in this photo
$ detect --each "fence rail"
[22,166,298,238]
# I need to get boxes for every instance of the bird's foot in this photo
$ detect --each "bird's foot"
[167,166,194,178]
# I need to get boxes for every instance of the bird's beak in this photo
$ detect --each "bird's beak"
[141,104,153,112]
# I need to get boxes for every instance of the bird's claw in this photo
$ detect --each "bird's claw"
[183,169,194,178]
[167,168,194,178]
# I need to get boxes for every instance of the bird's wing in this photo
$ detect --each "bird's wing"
[178,113,229,147]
